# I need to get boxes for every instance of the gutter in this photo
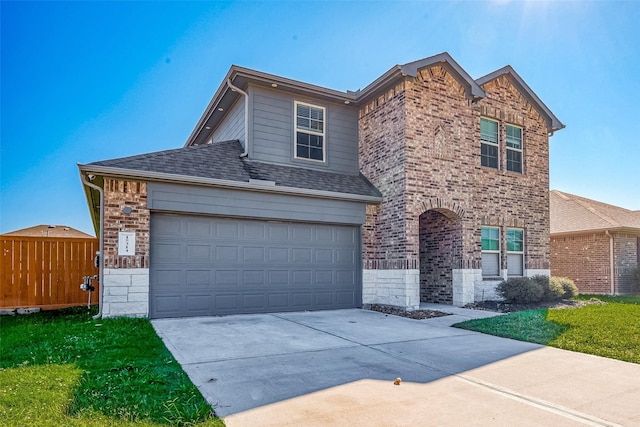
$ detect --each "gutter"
[226,78,249,157]
[78,164,383,204]
[605,230,615,294]
[79,170,104,319]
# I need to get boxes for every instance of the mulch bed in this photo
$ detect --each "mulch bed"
[367,304,450,319]
[368,298,608,318]
[463,298,607,313]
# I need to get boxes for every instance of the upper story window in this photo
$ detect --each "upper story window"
[506,228,524,276]
[481,226,500,277]
[480,118,499,169]
[506,125,523,173]
[295,101,325,162]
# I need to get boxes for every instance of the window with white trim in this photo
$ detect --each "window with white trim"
[295,101,325,162]
[506,228,524,276]
[480,118,499,169]
[506,125,523,173]
[481,226,500,276]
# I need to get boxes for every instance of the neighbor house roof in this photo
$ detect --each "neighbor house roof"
[550,190,640,235]
[1,225,95,238]
[81,140,382,202]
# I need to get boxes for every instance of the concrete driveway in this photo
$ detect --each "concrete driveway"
[152,308,640,426]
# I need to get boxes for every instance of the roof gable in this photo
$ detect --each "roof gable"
[550,190,640,234]
[357,52,485,101]
[477,66,564,133]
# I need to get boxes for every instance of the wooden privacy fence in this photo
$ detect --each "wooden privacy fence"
[0,237,99,309]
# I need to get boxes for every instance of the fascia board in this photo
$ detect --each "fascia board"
[78,164,383,204]
[550,226,640,237]
[184,66,238,147]
[231,66,357,102]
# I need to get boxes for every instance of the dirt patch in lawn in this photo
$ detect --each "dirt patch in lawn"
[367,304,450,319]
[464,298,607,313]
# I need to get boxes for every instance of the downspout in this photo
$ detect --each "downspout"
[605,230,615,295]
[227,78,249,157]
[80,172,104,319]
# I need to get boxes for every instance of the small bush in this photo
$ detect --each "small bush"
[530,275,560,301]
[496,277,544,304]
[550,276,579,299]
[633,267,640,293]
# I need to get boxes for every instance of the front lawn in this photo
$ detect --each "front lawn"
[455,295,640,364]
[0,307,224,426]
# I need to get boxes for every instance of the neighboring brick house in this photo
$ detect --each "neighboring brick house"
[550,190,640,294]
[80,52,563,318]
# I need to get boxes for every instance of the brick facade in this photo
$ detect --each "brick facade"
[101,178,150,317]
[551,233,611,294]
[551,232,640,294]
[103,179,150,268]
[360,65,552,306]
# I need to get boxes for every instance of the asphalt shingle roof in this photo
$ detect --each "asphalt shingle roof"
[88,140,381,199]
[550,190,640,234]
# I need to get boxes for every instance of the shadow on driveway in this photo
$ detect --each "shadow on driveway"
[152,309,540,417]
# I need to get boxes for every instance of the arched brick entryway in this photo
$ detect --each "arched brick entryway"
[419,208,463,304]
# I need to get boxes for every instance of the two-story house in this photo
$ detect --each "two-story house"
[79,52,563,318]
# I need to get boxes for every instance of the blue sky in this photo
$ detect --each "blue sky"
[1,1,639,236]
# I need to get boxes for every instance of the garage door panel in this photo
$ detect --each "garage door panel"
[155,244,182,262]
[186,219,213,237]
[215,270,239,286]
[187,245,211,261]
[292,293,312,307]
[337,291,356,305]
[315,292,333,306]
[217,222,240,238]
[292,248,312,263]
[150,214,361,318]
[243,247,265,262]
[243,223,266,239]
[268,293,289,308]
[242,270,265,286]
[185,270,210,287]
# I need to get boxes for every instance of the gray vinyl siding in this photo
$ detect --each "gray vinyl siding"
[248,85,359,175]
[147,182,367,225]
[210,97,245,146]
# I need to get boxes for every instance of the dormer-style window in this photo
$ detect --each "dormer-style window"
[295,101,325,162]
[506,125,523,173]
[480,118,499,169]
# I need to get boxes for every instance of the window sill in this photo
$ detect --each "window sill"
[482,276,503,281]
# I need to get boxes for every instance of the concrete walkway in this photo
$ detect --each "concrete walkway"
[152,308,640,426]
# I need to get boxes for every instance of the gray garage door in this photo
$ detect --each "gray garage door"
[149,213,361,318]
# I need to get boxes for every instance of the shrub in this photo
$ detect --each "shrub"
[534,275,563,301]
[496,277,545,304]
[550,276,579,299]
[633,267,640,293]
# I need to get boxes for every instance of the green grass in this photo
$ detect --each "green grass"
[0,307,224,426]
[575,294,640,305]
[455,295,640,364]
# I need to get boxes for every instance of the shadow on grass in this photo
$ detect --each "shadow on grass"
[454,309,569,345]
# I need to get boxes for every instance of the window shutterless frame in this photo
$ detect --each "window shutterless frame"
[506,228,525,276]
[480,118,499,169]
[506,124,523,173]
[294,101,326,163]
[481,226,501,276]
